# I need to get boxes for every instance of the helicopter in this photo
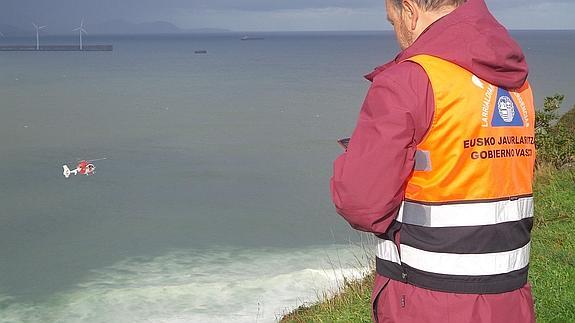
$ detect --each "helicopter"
[62,158,106,178]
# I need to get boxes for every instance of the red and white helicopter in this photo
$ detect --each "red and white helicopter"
[63,158,106,178]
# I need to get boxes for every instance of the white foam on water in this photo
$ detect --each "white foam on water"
[0,245,371,323]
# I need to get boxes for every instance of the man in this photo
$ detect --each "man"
[330,0,536,322]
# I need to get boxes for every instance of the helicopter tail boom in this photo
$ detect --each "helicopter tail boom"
[62,165,76,178]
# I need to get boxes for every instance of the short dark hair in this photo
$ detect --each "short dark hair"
[392,0,465,11]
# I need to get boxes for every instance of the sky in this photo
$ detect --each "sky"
[2,0,575,33]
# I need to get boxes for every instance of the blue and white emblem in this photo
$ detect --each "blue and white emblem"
[498,95,515,123]
[492,88,524,127]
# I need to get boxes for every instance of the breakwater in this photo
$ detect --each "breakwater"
[0,45,113,51]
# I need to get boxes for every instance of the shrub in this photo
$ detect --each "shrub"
[535,94,575,168]
[559,105,575,131]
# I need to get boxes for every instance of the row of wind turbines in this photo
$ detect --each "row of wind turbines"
[1,19,88,50]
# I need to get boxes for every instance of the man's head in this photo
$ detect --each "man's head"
[386,0,465,50]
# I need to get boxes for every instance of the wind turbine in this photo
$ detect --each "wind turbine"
[0,31,4,37]
[73,19,87,50]
[32,23,47,50]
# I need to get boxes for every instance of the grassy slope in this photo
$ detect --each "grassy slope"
[282,167,575,323]
[530,167,575,321]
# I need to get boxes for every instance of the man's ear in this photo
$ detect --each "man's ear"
[402,0,420,31]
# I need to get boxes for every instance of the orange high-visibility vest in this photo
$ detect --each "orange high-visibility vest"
[376,55,536,294]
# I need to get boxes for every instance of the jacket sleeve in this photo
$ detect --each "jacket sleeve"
[330,64,432,234]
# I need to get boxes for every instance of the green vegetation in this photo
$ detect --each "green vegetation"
[535,94,575,168]
[282,95,575,323]
[559,105,575,132]
[530,164,575,321]
[281,271,375,323]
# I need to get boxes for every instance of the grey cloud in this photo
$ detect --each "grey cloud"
[2,0,382,31]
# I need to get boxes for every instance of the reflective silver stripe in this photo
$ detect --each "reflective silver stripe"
[397,197,534,227]
[400,242,531,276]
[376,240,401,264]
[414,150,432,171]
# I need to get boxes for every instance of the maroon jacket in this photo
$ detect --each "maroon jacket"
[331,0,535,321]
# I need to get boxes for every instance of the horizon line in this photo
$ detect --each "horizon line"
[0,27,575,39]
[1,28,574,37]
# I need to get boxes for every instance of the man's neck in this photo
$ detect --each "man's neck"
[413,6,458,41]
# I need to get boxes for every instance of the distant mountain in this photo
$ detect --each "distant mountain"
[89,20,230,35]
[0,24,28,36]
[185,28,232,34]
[0,20,231,36]
[90,20,179,35]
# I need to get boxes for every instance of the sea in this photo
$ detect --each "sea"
[0,30,574,323]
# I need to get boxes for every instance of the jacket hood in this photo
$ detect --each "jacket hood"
[368,0,528,89]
